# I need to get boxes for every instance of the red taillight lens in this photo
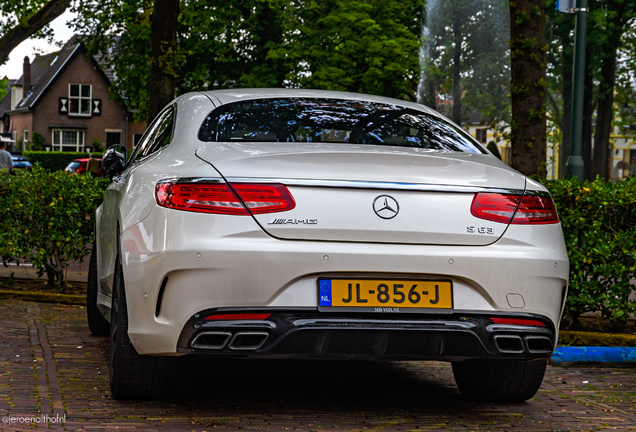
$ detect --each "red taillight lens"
[155,182,295,215]
[231,184,296,214]
[204,313,271,321]
[512,194,560,224]
[471,192,559,225]
[491,317,545,327]
[470,193,521,224]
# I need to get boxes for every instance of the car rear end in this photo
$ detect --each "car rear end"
[119,94,569,366]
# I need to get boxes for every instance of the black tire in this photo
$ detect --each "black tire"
[109,252,164,400]
[451,358,547,402]
[87,246,110,336]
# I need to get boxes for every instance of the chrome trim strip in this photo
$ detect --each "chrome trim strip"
[156,176,532,196]
[157,177,224,184]
[225,177,525,194]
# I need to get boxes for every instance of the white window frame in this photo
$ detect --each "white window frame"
[52,129,85,152]
[23,130,28,151]
[68,84,92,116]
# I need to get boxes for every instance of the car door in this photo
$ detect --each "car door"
[98,106,176,299]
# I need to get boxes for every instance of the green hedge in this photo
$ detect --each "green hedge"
[545,177,636,328]
[0,167,109,288]
[22,151,104,172]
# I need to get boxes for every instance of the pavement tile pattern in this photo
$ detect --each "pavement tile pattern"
[0,299,635,431]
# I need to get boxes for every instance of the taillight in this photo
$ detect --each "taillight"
[205,313,271,321]
[471,192,559,224]
[155,181,295,215]
[491,317,545,327]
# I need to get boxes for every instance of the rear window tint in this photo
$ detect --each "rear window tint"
[198,98,487,154]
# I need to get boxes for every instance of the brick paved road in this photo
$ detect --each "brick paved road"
[0,299,635,431]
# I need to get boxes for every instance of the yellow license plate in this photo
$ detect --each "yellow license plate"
[318,279,453,309]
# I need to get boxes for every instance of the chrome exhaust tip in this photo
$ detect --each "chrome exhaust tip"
[191,331,232,350]
[493,334,525,354]
[525,336,553,354]
[228,332,269,350]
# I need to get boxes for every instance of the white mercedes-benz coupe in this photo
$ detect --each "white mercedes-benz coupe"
[88,89,569,401]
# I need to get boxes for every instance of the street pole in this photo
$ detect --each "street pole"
[565,0,588,180]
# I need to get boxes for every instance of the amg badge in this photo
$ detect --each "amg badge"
[268,218,318,225]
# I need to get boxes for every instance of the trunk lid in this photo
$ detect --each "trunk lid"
[196,143,526,246]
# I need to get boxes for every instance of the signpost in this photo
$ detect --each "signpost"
[558,0,588,180]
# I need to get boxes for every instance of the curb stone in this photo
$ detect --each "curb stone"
[0,289,85,305]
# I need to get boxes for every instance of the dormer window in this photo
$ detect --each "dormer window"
[69,84,92,116]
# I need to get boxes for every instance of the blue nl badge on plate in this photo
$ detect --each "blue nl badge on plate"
[319,279,332,306]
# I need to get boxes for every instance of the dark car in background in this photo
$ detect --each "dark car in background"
[64,158,103,177]
[11,155,33,170]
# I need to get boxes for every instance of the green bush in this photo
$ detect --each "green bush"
[28,132,46,151]
[91,138,104,152]
[0,167,109,289]
[22,151,104,172]
[545,177,636,328]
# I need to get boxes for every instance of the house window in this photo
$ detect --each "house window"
[476,128,487,144]
[52,129,85,152]
[630,150,636,176]
[68,84,92,116]
[106,131,121,146]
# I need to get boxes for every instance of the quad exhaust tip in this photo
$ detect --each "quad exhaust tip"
[191,331,269,351]
[229,332,269,350]
[493,334,553,354]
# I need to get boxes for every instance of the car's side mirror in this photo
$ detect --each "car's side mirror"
[102,144,127,179]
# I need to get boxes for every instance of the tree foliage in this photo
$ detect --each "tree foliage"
[0,0,71,66]
[545,0,636,179]
[73,0,424,121]
[420,0,510,126]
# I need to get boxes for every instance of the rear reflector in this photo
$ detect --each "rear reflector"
[155,181,295,215]
[205,313,271,321]
[491,317,546,327]
[471,192,559,224]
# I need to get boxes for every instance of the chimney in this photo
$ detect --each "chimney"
[23,56,31,92]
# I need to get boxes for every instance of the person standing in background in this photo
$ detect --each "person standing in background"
[86,153,100,177]
[0,142,13,174]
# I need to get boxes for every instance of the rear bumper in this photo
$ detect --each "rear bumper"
[176,309,556,361]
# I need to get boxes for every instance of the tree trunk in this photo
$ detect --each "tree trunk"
[147,0,180,124]
[582,55,594,180]
[592,1,625,180]
[559,33,573,179]
[509,0,547,177]
[452,16,462,125]
[0,0,71,66]
[592,54,618,179]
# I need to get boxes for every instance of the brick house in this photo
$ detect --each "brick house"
[0,36,145,153]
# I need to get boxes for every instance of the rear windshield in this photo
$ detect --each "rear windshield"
[198,98,487,154]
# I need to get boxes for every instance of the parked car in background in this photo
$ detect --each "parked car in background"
[91,89,569,402]
[11,155,33,170]
[64,158,103,177]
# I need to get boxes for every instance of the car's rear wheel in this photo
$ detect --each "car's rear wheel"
[109,252,164,399]
[87,246,110,336]
[451,358,547,402]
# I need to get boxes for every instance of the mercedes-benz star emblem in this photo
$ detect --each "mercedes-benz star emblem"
[373,195,399,219]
